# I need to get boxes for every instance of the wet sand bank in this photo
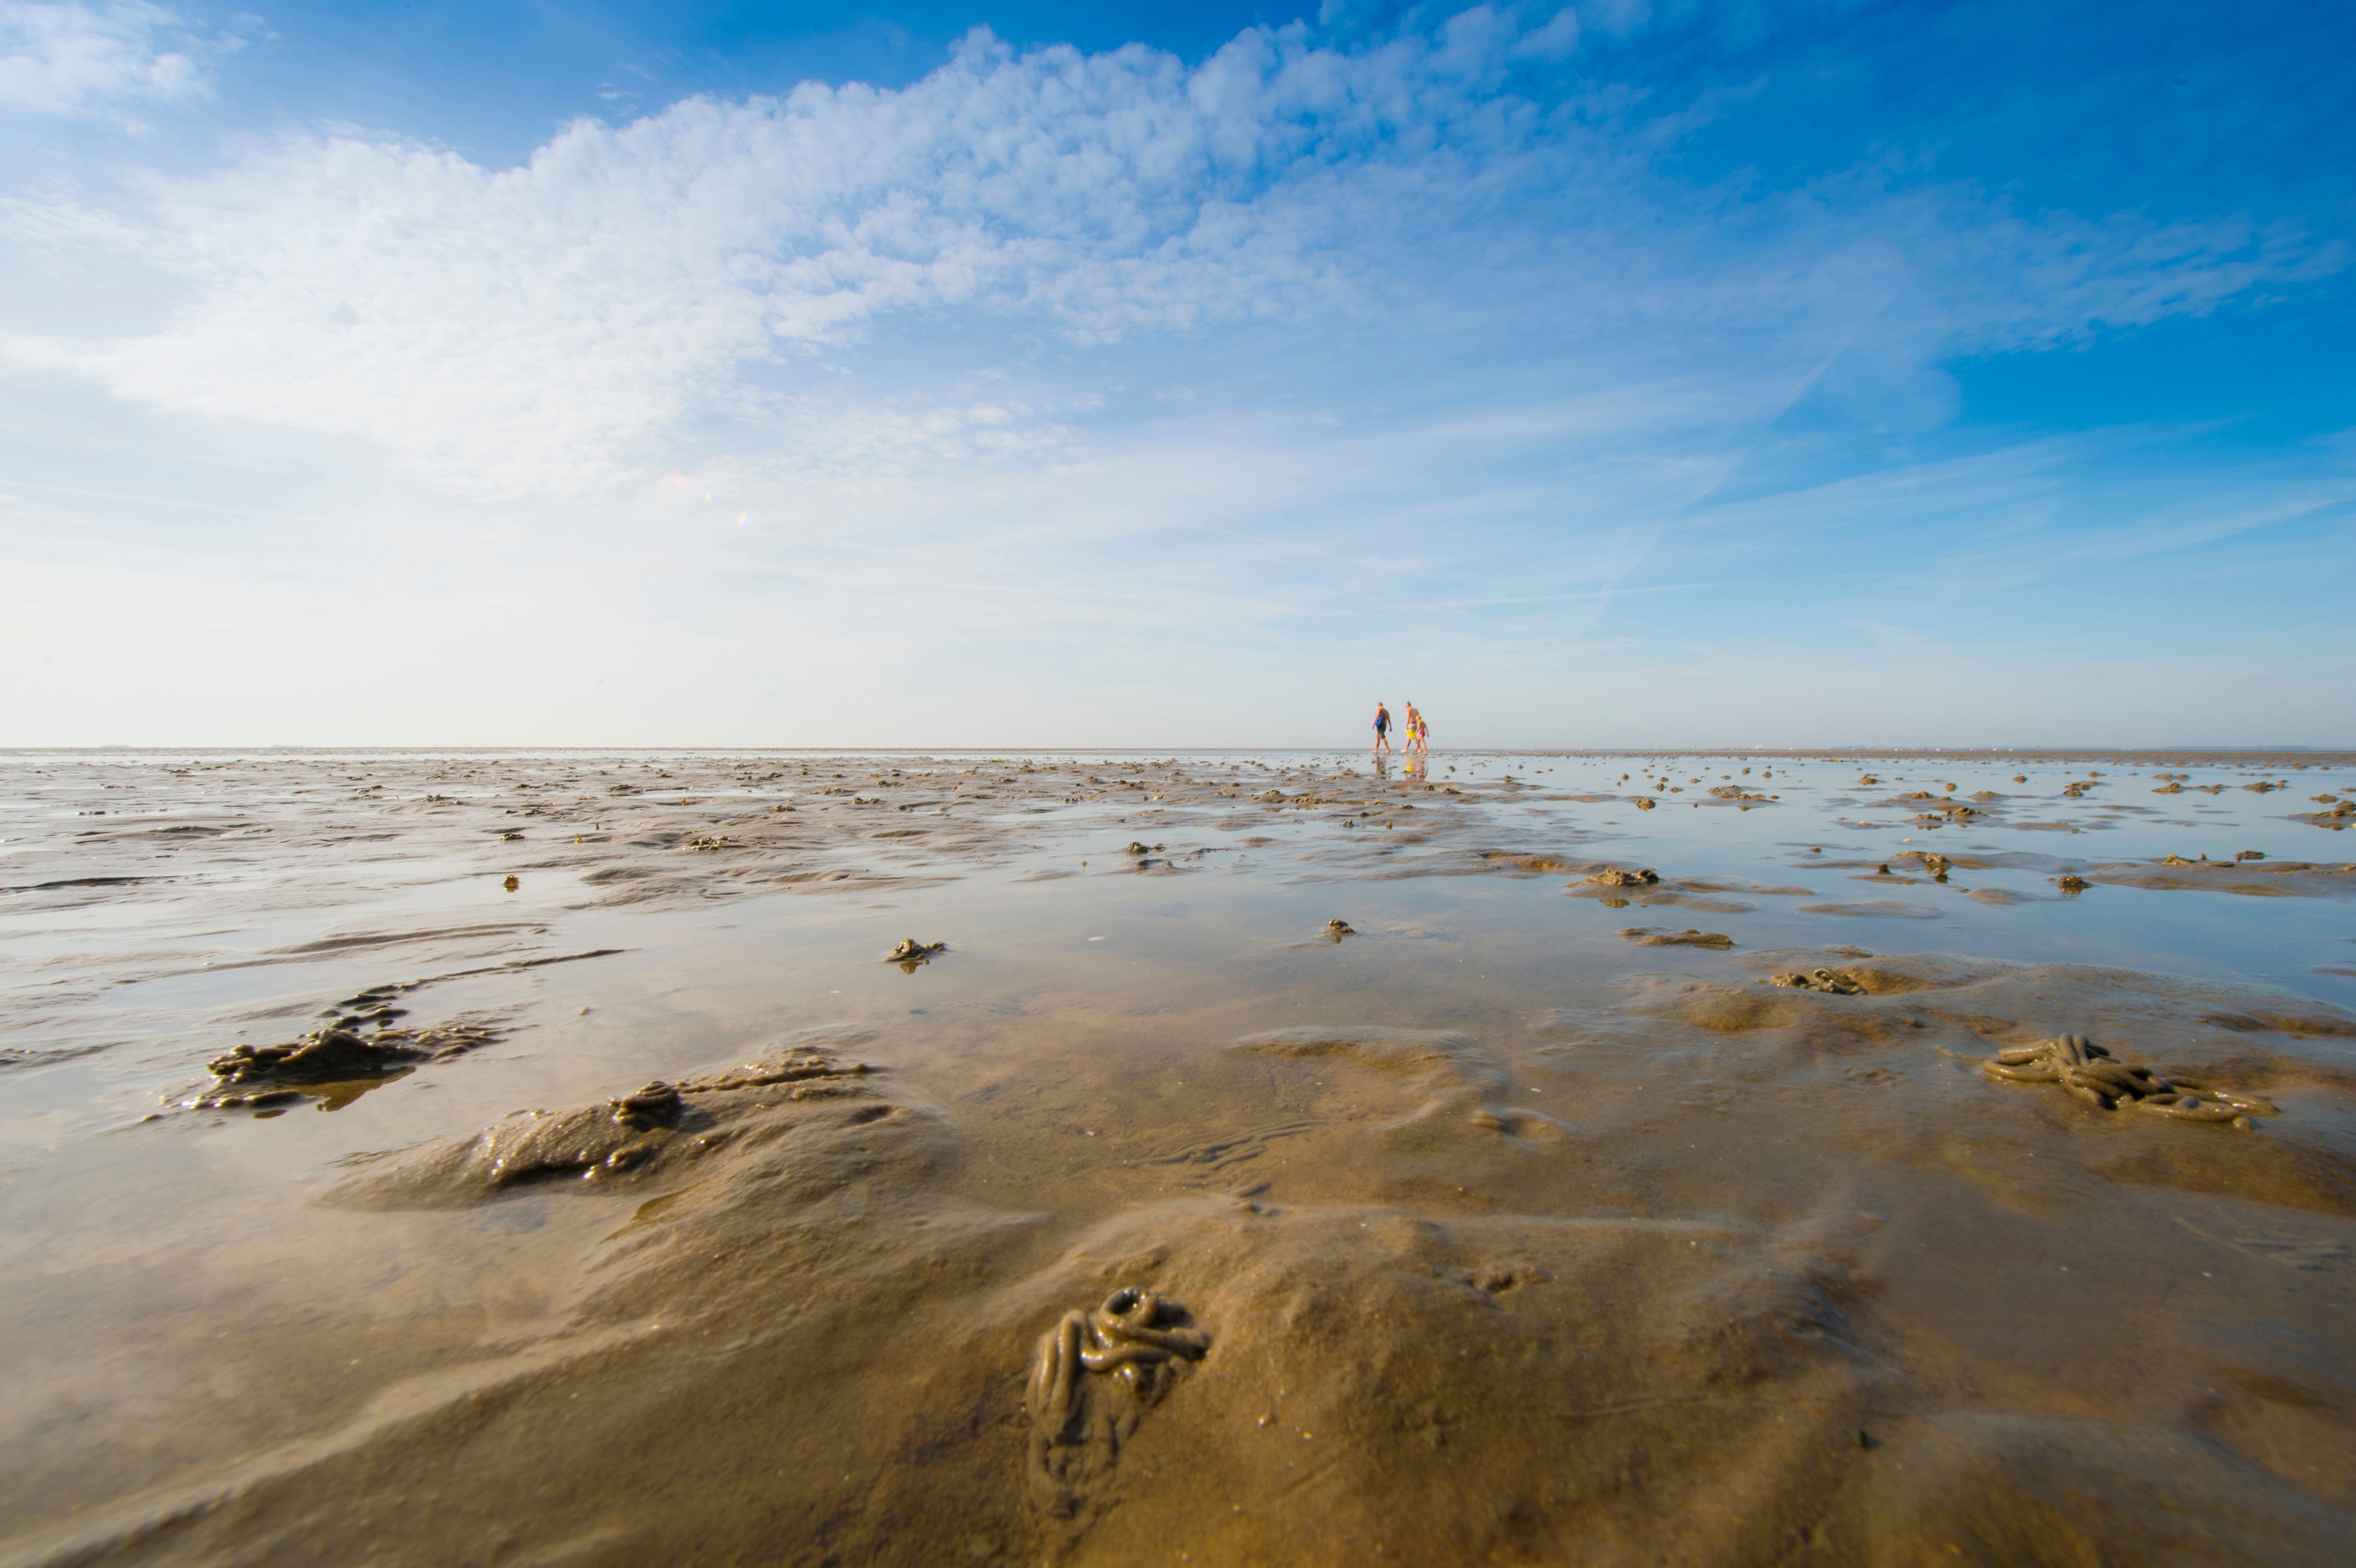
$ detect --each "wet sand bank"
[2,748,2353,1565]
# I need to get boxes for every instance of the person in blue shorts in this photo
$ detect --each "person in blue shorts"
[1372,701,1392,756]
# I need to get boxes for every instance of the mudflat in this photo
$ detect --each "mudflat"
[2,747,2353,1565]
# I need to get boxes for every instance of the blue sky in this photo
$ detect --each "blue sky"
[1,0,2351,747]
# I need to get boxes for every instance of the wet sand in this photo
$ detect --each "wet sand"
[2,747,2353,1565]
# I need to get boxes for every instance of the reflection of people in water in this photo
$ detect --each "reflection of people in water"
[1372,701,1392,756]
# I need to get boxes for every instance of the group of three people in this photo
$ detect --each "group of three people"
[1371,700,1430,758]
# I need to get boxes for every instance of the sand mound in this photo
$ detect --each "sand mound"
[330,1029,911,1209]
[23,969,2356,1568]
[1837,1410,2349,1564]
[1232,1025,1572,1152]
[1537,953,2356,1218]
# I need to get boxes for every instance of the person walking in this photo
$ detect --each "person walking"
[1372,701,1393,756]
[1402,701,1427,760]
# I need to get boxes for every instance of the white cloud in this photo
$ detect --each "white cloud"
[1583,0,1651,40]
[0,2,213,122]
[9,24,1426,493]
[0,8,2342,511]
[1510,8,1582,60]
